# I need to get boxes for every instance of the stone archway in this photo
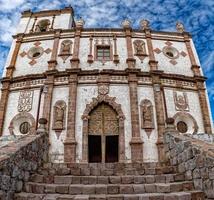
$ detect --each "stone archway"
[81,95,125,163]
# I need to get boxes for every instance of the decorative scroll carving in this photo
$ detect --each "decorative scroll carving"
[140,99,154,138]
[140,19,150,30]
[52,100,66,138]
[176,21,185,33]
[133,40,147,62]
[18,90,34,112]
[59,40,73,63]
[174,91,189,111]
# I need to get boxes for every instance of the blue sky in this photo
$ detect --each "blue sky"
[0,0,213,121]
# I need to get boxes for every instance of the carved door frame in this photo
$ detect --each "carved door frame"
[81,95,125,163]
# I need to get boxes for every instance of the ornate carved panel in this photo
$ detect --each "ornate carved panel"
[140,99,155,137]
[89,103,119,135]
[18,90,34,112]
[133,40,147,62]
[173,91,189,111]
[52,100,66,138]
[59,40,73,63]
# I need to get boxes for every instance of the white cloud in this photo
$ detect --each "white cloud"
[0,0,25,11]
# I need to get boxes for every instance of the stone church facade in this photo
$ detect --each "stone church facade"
[0,7,213,164]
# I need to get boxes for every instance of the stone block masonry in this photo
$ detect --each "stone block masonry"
[0,132,49,199]
[164,131,214,198]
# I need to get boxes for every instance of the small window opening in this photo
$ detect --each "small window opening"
[96,46,111,61]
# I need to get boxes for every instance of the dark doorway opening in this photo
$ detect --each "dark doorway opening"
[105,135,119,163]
[88,135,102,163]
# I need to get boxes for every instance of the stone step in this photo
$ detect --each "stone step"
[24,181,195,195]
[14,190,205,200]
[30,173,186,185]
[38,163,176,176]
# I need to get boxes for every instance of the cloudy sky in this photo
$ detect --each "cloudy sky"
[0,0,213,120]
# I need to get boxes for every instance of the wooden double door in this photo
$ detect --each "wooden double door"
[88,103,119,163]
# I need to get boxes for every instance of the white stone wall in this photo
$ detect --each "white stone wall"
[79,37,128,70]
[164,88,205,133]
[16,17,31,34]
[49,86,69,163]
[152,40,193,76]
[2,88,42,135]
[138,86,158,162]
[14,40,53,77]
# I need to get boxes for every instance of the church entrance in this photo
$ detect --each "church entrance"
[88,103,119,163]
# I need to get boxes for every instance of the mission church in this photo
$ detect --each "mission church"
[0,6,213,164]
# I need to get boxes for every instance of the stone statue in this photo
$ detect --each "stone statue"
[52,101,66,134]
[141,99,154,129]
[176,21,185,33]
[174,91,189,111]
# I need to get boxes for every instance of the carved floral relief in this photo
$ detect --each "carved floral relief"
[18,90,34,112]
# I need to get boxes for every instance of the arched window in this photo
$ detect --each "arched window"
[35,19,50,32]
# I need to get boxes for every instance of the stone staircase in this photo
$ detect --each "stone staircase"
[14,162,205,200]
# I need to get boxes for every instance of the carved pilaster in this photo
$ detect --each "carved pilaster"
[48,30,61,70]
[195,77,212,134]
[70,19,84,68]
[151,72,166,164]
[87,35,93,64]
[42,71,56,130]
[127,69,143,162]
[0,79,10,136]
[6,34,24,78]
[122,20,136,68]
[183,33,201,76]
[64,69,80,162]
[113,34,119,64]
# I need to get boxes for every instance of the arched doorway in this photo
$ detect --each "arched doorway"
[88,103,119,163]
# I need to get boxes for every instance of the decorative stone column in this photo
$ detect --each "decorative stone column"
[64,69,80,163]
[122,20,136,68]
[140,19,158,71]
[151,71,166,164]
[48,30,61,70]
[0,78,10,136]
[42,70,56,130]
[126,68,143,162]
[195,77,212,134]
[70,19,84,68]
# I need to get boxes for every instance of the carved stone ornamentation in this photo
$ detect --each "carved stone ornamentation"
[174,91,189,111]
[58,40,73,63]
[52,100,66,139]
[140,99,155,138]
[140,19,150,30]
[18,90,34,112]
[133,40,147,62]
[98,84,109,96]
[176,21,185,33]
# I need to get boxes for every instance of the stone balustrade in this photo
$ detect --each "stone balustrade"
[164,131,214,199]
[0,119,49,199]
